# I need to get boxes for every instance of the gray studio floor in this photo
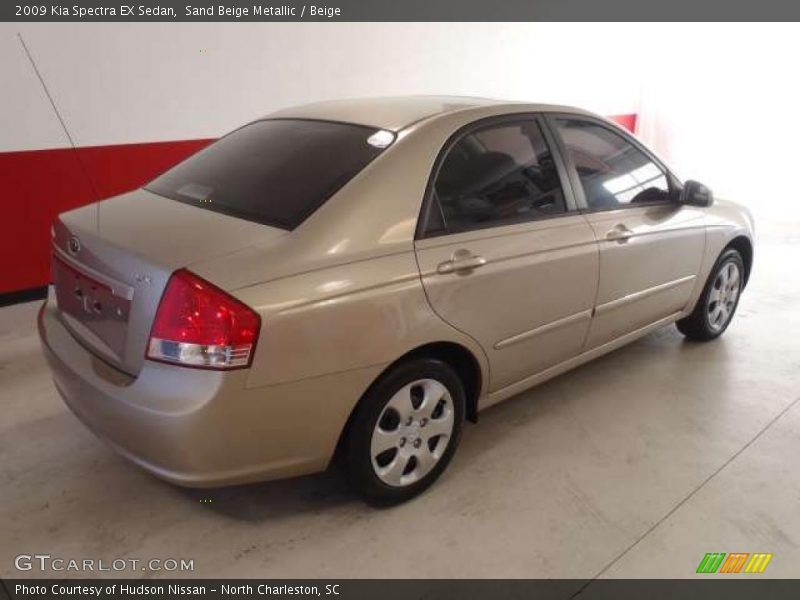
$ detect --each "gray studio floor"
[2,219,798,580]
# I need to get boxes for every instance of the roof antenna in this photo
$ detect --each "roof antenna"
[18,32,102,231]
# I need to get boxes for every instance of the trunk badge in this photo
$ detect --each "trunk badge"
[67,236,81,255]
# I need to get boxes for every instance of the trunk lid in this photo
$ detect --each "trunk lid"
[51,189,286,375]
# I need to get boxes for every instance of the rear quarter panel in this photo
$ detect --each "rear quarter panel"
[232,251,489,392]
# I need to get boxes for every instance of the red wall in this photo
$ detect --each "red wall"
[1,139,212,294]
[1,114,636,296]
[609,113,637,133]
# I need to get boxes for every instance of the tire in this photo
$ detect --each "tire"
[343,358,466,506]
[676,248,744,341]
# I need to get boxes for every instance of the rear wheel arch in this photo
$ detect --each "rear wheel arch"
[333,341,484,465]
[395,342,483,423]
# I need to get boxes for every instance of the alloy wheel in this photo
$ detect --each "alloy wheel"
[707,261,741,333]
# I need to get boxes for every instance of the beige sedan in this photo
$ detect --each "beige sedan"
[39,97,754,505]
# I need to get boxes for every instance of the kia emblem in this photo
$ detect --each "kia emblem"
[68,236,81,255]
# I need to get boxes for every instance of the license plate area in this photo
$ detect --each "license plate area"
[53,254,132,357]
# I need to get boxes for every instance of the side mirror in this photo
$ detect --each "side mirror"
[680,180,714,207]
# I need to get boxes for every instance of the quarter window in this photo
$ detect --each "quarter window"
[554,118,671,210]
[430,120,566,235]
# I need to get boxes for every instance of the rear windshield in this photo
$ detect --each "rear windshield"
[145,119,389,230]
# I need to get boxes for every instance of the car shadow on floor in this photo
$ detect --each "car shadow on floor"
[168,325,726,522]
[172,466,360,521]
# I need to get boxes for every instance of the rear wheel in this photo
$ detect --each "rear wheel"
[343,358,465,506]
[677,248,744,341]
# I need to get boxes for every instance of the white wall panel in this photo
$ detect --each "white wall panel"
[3,23,642,150]
[0,24,71,152]
[635,23,800,221]
[5,22,798,223]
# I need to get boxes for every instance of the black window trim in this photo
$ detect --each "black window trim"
[541,113,682,215]
[415,113,581,240]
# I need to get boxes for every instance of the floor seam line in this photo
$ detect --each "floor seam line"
[570,394,800,598]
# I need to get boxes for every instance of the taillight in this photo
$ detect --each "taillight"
[146,269,260,370]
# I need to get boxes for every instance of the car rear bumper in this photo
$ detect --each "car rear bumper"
[38,297,382,487]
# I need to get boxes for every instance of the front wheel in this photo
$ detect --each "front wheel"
[343,358,465,506]
[677,248,744,341]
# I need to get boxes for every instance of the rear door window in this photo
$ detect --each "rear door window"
[146,119,390,230]
[427,119,567,236]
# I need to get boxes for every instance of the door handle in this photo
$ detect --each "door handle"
[606,224,634,242]
[437,253,488,274]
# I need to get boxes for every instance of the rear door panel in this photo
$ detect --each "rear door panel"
[413,114,599,393]
[415,217,598,392]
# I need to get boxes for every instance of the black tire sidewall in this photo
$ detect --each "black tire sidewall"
[344,358,466,506]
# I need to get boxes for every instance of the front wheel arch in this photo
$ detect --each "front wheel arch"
[726,235,753,287]
[678,247,744,341]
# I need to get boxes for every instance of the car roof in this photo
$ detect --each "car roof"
[265,95,592,132]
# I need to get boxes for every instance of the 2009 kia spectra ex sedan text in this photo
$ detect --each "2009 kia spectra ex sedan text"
[39,96,754,505]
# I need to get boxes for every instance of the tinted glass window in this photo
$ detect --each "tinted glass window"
[431,120,566,234]
[146,119,387,230]
[554,118,670,210]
